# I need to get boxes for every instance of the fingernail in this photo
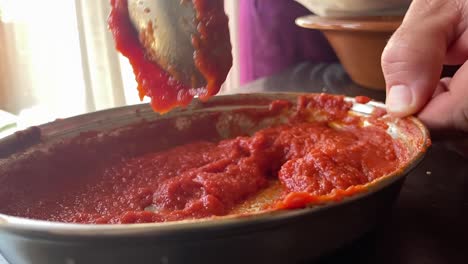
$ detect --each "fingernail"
[386,85,413,115]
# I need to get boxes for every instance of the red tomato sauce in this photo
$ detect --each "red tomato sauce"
[355,96,371,104]
[108,0,232,113]
[0,95,411,224]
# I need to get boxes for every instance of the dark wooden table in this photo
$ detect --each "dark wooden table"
[1,63,466,264]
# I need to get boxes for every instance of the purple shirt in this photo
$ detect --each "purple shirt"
[239,0,338,85]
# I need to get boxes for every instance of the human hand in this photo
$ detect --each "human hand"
[382,0,468,132]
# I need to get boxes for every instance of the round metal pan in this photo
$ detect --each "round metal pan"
[0,93,430,264]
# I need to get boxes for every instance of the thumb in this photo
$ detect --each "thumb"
[381,0,460,117]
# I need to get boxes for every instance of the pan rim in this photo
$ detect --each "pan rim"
[0,92,431,238]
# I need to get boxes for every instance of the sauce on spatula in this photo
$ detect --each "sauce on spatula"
[108,0,232,113]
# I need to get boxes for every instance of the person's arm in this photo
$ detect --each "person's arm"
[238,0,337,85]
[382,0,468,132]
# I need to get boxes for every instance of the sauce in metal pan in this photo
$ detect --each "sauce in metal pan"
[0,95,413,224]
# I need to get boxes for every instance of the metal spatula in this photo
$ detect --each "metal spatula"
[127,0,206,88]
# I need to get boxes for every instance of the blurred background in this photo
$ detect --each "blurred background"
[0,0,240,131]
[0,0,413,135]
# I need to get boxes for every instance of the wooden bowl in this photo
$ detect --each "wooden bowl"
[296,15,402,90]
[294,0,411,17]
